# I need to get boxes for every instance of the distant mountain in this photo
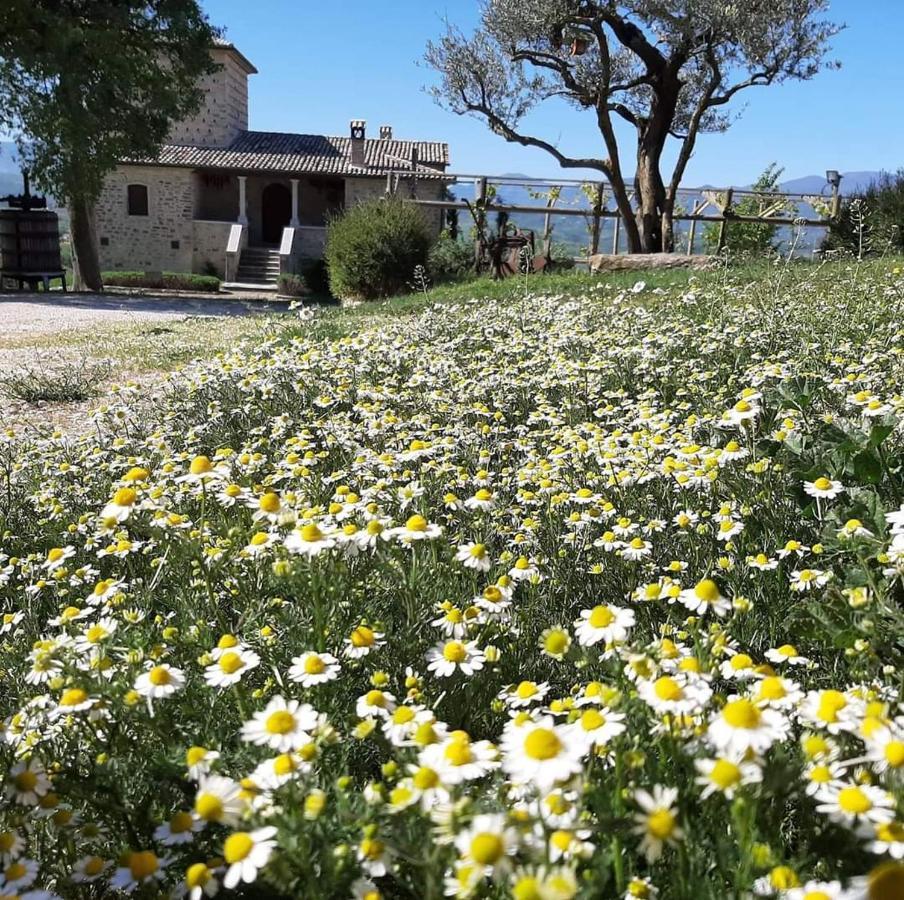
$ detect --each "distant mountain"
[779,171,883,196]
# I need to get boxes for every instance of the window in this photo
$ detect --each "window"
[127,184,149,216]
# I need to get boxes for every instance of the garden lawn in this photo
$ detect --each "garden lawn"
[2,260,904,900]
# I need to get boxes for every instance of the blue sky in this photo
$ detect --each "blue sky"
[204,1,901,185]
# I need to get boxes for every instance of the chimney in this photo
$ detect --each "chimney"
[380,125,393,140]
[350,119,366,166]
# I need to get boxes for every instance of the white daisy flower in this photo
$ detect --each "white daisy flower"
[287,651,341,687]
[425,640,486,677]
[706,697,789,755]
[222,827,278,890]
[632,785,683,862]
[574,604,635,647]
[500,716,584,791]
[134,663,185,699]
[240,696,319,752]
[203,648,261,688]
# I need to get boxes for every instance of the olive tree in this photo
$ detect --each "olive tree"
[426,1,839,254]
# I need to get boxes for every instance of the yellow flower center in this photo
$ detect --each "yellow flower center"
[194,793,224,821]
[757,677,787,701]
[189,456,213,475]
[304,655,326,675]
[14,771,37,792]
[646,809,676,840]
[84,856,106,876]
[47,547,65,563]
[405,515,428,532]
[128,850,159,880]
[470,833,504,865]
[414,766,439,789]
[653,676,683,702]
[730,654,753,670]
[85,625,108,644]
[265,711,296,735]
[580,709,606,731]
[300,523,324,542]
[443,641,467,663]
[817,690,847,722]
[515,681,538,699]
[709,759,741,790]
[170,812,193,834]
[393,706,416,724]
[694,579,721,603]
[186,863,211,888]
[523,727,562,761]
[148,666,172,686]
[218,652,245,675]
[838,786,872,814]
[885,741,904,768]
[259,492,281,513]
[588,606,615,628]
[722,699,761,729]
[444,739,473,766]
[223,832,255,864]
[868,862,904,900]
[365,690,386,708]
[113,487,137,507]
[351,626,375,647]
[60,688,88,707]
[813,477,832,491]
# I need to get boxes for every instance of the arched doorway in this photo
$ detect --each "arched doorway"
[261,182,291,244]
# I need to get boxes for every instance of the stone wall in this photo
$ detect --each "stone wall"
[192,220,233,277]
[95,165,195,273]
[167,49,250,148]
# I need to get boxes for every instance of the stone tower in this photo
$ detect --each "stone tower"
[167,41,257,148]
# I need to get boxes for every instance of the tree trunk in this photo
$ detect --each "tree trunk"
[69,193,102,292]
[661,196,676,254]
[633,77,680,253]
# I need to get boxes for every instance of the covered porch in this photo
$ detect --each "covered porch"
[190,169,346,286]
[192,169,343,247]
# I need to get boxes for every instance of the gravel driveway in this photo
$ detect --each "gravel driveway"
[0,291,291,434]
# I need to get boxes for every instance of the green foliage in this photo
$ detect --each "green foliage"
[703,163,788,255]
[301,258,330,296]
[428,231,473,283]
[102,271,220,292]
[825,171,904,256]
[0,2,217,203]
[325,196,431,300]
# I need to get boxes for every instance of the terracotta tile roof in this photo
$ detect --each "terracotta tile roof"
[143,130,449,178]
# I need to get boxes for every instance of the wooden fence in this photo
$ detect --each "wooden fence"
[391,169,842,258]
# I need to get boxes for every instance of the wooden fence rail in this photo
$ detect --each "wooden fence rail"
[391,169,841,259]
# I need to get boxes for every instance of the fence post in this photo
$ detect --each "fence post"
[612,212,621,255]
[474,177,487,270]
[686,201,702,256]
[716,189,734,253]
[590,182,604,255]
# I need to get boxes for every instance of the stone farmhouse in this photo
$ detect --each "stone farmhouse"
[94,39,450,286]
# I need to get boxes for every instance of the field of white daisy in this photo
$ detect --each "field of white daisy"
[2,260,904,900]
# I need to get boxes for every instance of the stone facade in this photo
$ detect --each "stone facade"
[167,48,252,148]
[192,220,234,277]
[345,176,445,234]
[95,165,194,273]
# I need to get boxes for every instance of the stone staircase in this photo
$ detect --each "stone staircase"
[234,246,280,287]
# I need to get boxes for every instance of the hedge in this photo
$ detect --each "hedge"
[102,272,221,292]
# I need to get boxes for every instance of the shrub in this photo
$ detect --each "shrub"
[428,231,473,283]
[277,273,306,297]
[825,170,904,256]
[301,258,330,296]
[102,271,220,292]
[325,196,431,300]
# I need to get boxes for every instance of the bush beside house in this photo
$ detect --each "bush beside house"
[325,196,431,300]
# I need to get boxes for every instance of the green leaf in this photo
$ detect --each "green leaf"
[868,423,895,449]
[853,450,883,484]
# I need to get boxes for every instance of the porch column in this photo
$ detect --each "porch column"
[290,179,300,227]
[237,175,248,225]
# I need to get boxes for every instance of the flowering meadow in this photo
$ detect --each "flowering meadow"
[2,264,904,900]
